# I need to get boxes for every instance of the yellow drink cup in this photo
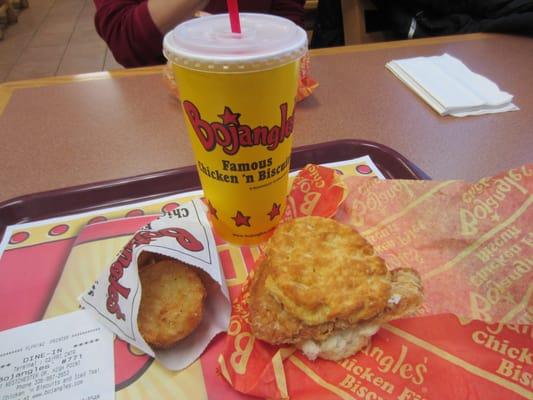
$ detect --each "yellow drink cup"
[164,14,307,244]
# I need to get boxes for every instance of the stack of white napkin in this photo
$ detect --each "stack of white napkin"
[386,53,518,117]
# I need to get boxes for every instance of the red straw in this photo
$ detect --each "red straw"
[226,0,241,34]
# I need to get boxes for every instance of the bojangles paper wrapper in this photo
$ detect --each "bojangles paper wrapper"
[220,164,533,399]
[337,165,532,324]
[79,199,230,371]
[285,164,348,220]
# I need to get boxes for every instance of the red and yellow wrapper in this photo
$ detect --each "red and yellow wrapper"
[337,165,532,324]
[284,164,347,220]
[220,164,533,399]
[296,53,319,103]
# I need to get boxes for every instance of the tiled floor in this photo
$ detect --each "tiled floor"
[0,0,123,83]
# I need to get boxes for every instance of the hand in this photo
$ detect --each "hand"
[148,0,210,34]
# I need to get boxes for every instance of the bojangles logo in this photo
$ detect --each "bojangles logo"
[107,228,203,321]
[182,101,294,155]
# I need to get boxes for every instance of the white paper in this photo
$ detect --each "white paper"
[79,198,230,371]
[0,310,114,400]
[386,53,519,116]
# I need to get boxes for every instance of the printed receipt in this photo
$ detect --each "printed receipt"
[0,310,114,400]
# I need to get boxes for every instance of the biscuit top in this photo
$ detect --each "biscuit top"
[264,216,391,325]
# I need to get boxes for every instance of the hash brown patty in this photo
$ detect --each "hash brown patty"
[137,260,206,349]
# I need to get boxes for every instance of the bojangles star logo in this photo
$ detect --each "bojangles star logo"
[218,106,241,125]
[232,210,251,227]
[267,203,281,220]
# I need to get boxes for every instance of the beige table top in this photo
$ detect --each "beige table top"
[0,33,532,203]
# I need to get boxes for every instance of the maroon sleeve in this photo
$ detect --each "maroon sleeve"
[270,0,305,27]
[94,0,165,67]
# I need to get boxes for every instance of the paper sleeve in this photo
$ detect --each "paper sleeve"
[79,199,231,371]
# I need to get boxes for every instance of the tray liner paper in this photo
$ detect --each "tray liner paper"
[220,164,533,399]
[79,199,231,371]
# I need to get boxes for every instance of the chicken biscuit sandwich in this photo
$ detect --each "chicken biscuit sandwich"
[248,216,423,361]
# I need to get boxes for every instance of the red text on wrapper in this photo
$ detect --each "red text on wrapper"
[106,227,204,320]
[183,101,294,155]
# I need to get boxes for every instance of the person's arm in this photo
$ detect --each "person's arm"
[270,0,306,27]
[94,0,207,68]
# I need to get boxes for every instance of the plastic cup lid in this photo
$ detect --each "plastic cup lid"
[163,13,308,72]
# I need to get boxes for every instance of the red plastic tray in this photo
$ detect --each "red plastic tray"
[0,139,428,240]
